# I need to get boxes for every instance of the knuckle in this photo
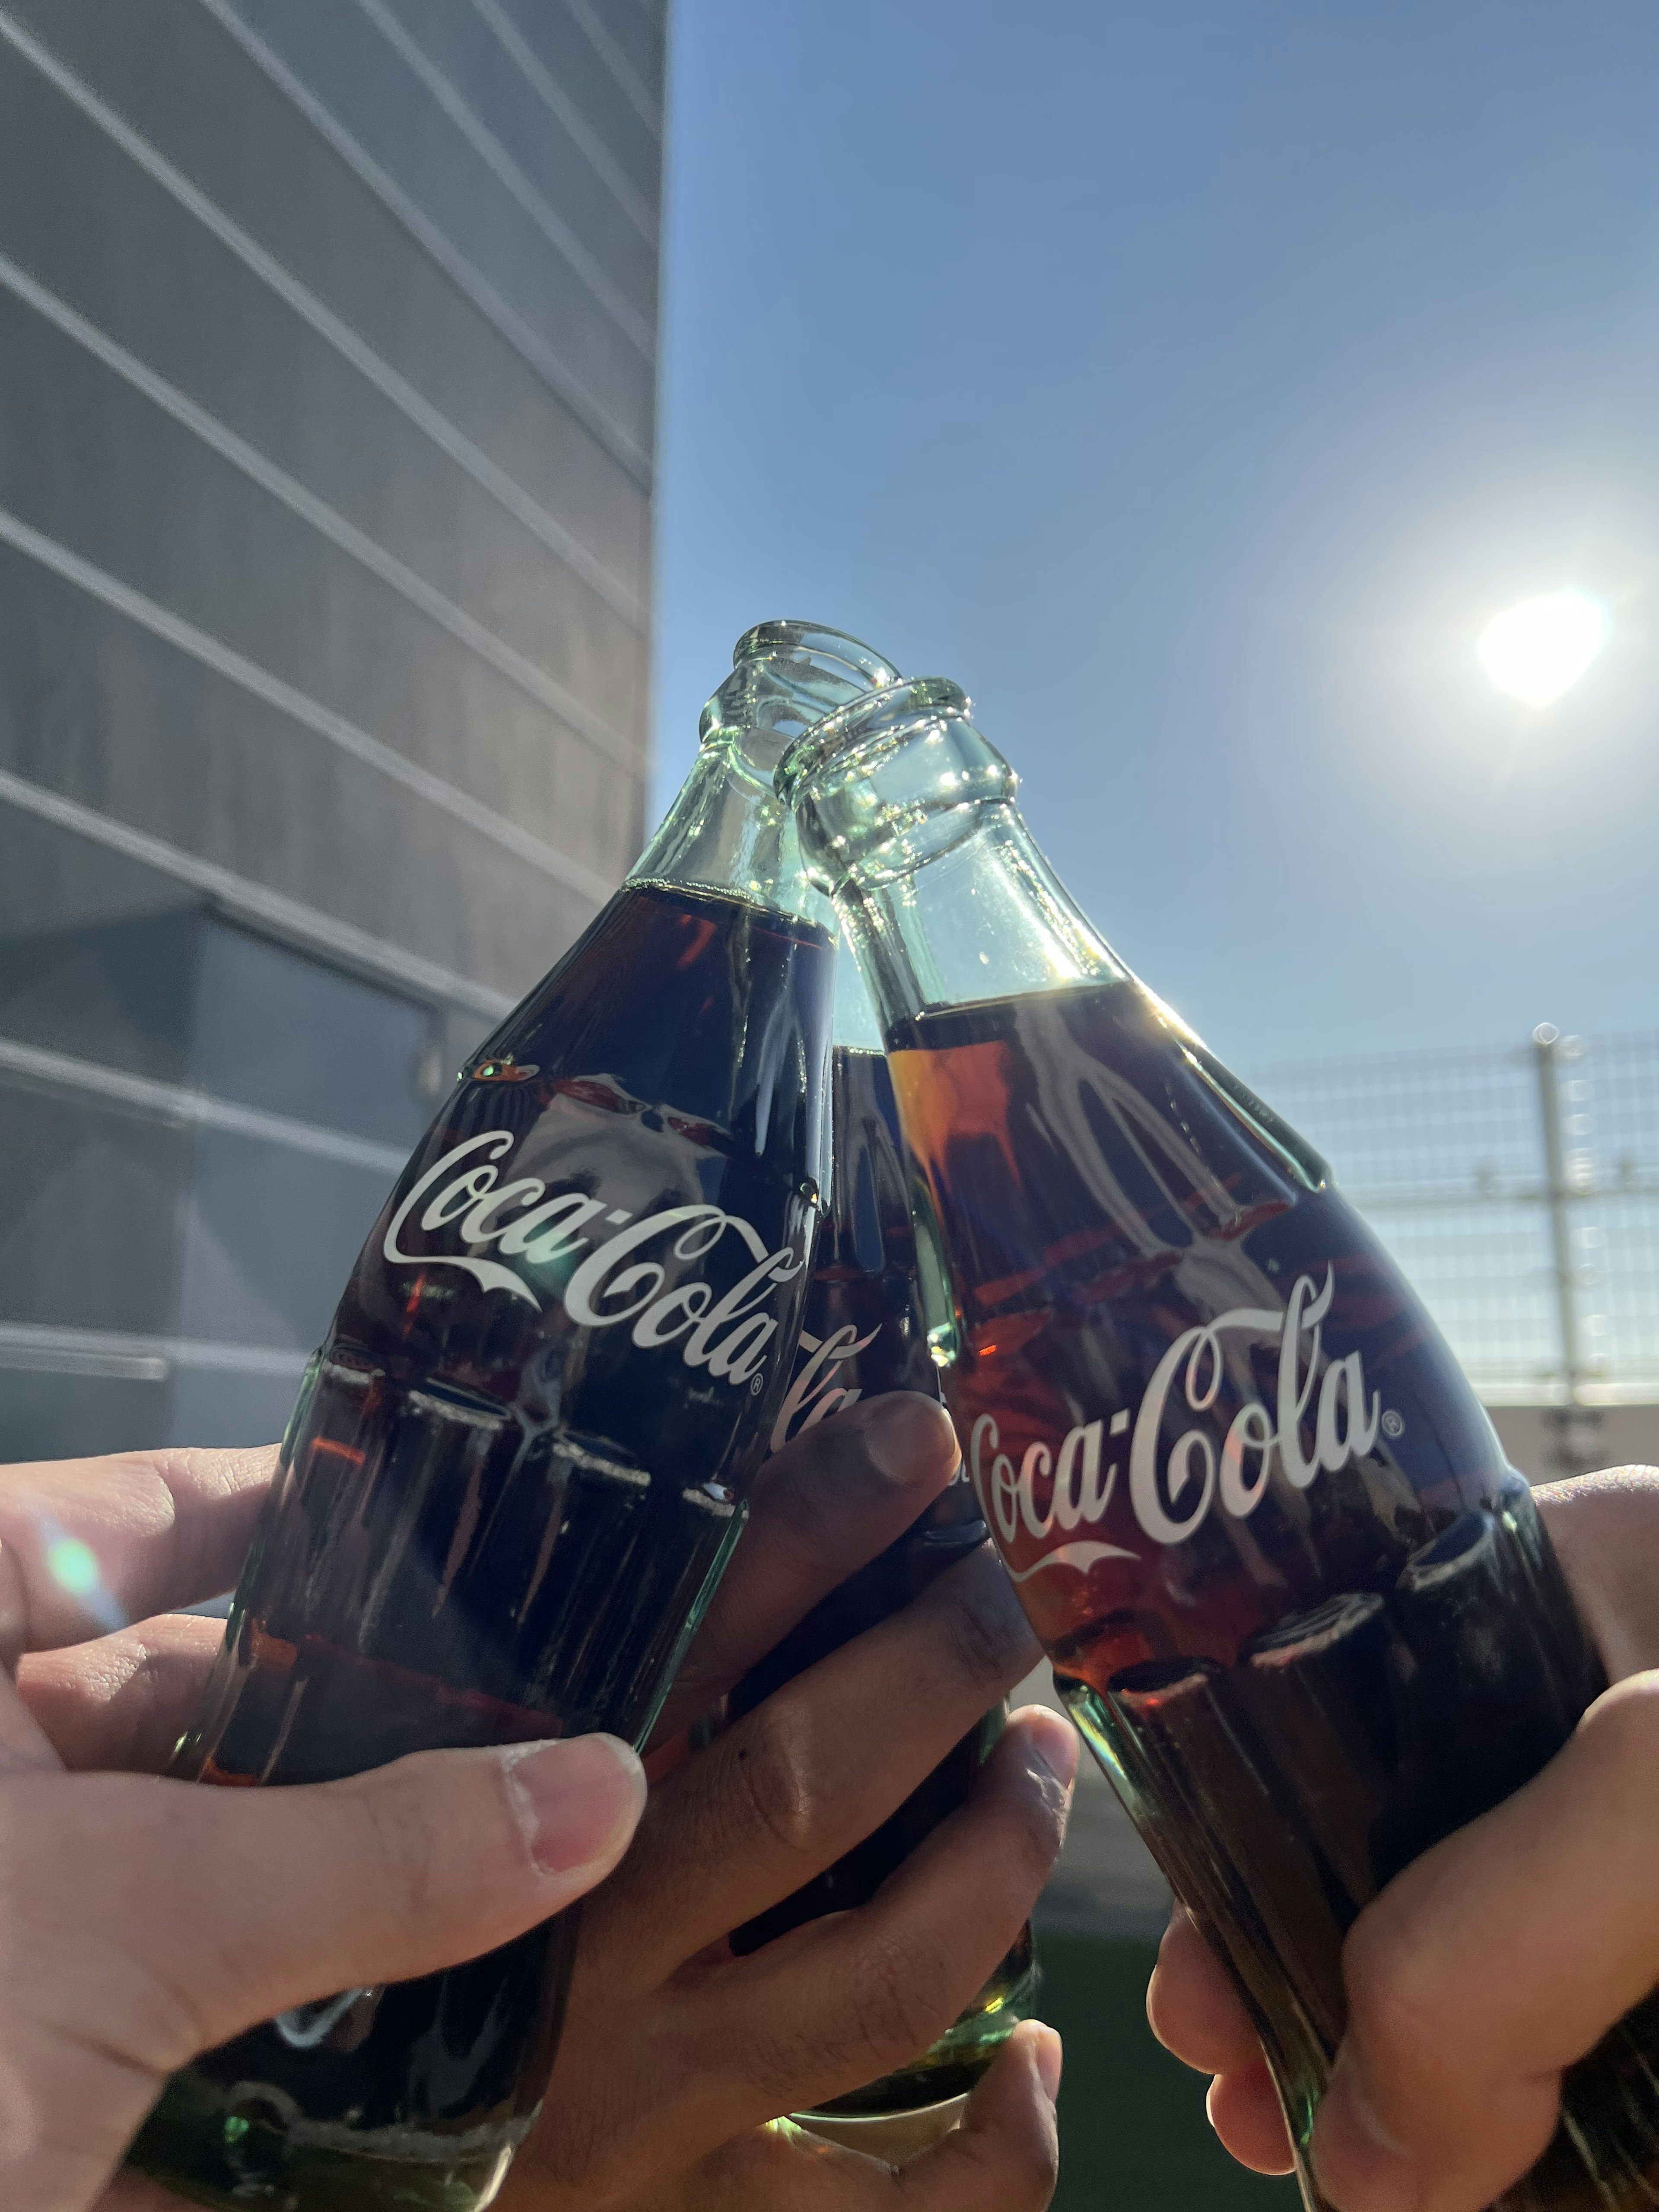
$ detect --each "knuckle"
[727,1703,820,1860]
[346,1766,445,1926]
[855,1929,959,2070]
[1341,1899,1442,2065]
[933,1558,1039,1700]
[737,1932,957,2109]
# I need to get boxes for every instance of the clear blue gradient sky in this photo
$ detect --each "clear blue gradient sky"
[650,1,1659,1063]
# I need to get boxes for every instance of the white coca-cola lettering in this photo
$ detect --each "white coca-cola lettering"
[459,1178,547,1246]
[499,1192,605,1263]
[1018,1443,1054,1539]
[383,1133,804,1391]
[973,1267,1386,1577]
[681,1243,806,1383]
[770,1322,882,1451]
[1219,1399,1276,1518]
[385,1134,536,1305]
[1052,1418,1109,1532]
[1276,1268,1330,1489]
[564,1205,764,1327]
[969,1413,1136,1582]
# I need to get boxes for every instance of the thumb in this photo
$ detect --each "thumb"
[12,1733,645,2071]
[897,2021,1062,2208]
[1312,1672,1659,2212]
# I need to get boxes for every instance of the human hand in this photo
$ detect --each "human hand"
[0,1444,645,2212]
[10,1396,1069,2212]
[497,1390,1074,2212]
[1145,1465,1659,2212]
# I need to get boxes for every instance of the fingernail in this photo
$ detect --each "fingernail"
[1028,1707,1081,1795]
[1314,2047,1420,2212]
[865,1392,957,1484]
[501,1734,646,1879]
[1034,2024,1064,2103]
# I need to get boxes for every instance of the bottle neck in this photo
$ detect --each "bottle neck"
[629,622,899,927]
[832,951,885,1052]
[782,675,1331,1196]
[778,677,1125,1035]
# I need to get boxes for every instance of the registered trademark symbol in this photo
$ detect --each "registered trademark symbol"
[750,1373,765,1395]
[1381,1408,1405,1440]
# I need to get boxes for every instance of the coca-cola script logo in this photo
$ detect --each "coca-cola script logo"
[383,1132,806,1391]
[969,1267,1383,1583]
[769,1322,881,1452]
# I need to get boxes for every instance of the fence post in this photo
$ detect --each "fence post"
[1533,1023,1605,1477]
[1532,1024,1580,1402]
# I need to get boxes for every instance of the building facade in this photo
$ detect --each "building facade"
[0,0,666,1459]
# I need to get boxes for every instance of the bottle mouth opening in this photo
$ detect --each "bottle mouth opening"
[699,621,903,749]
[734,620,902,688]
[774,676,973,803]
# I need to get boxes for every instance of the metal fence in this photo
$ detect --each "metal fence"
[1245,1027,1659,1403]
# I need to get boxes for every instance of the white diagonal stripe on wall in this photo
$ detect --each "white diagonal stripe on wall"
[0,505,621,902]
[0,251,645,741]
[194,0,655,514]
[471,0,658,243]
[352,0,656,357]
[0,1320,311,1382]
[0,6,653,538]
[0,767,515,1019]
[562,0,661,136]
[0,1034,411,1176]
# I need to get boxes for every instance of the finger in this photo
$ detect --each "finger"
[1312,1669,1659,2212]
[16,1612,224,1772]
[897,2019,1062,2208]
[655,1394,962,1743]
[0,1667,63,1771]
[602,1543,1041,1974]
[1206,2055,1297,2175]
[671,1707,1077,2134]
[616,2025,1062,2212]
[5,1733,645,2212]
[10,1735,646,2066]
[1535,1465,1659,1679]
[0,1444,276,1662]
[1146,1904,1263,2076]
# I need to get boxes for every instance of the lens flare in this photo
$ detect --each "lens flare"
[1477,591,1610,708]
[40,1519,125,1630]
[46,1536,101,1598]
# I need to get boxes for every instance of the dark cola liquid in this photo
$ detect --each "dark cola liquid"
[726,1048,1035,2117]
[130,883,834,2212]
[890,981,1657,2211]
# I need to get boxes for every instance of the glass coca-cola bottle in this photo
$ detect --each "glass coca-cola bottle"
[727,970,1037,2153]
[127,622,896,2212]
[779,675,1657,2212]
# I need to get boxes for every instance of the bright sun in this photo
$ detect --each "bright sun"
[1477,591,1610,708]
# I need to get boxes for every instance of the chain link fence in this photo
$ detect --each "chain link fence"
[1245,1028,1659,1403]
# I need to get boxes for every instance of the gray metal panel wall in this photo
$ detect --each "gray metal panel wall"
[0,0,662,1001]
[0,0,668,1457]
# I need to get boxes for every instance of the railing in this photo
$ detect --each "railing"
[1246,1027,1659,1404]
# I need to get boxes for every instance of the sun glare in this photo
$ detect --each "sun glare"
[1477,591,1610,708]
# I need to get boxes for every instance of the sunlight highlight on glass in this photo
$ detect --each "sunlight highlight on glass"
[1478,591,1610,708]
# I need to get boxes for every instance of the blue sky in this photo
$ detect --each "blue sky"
[650,0,1659,1064]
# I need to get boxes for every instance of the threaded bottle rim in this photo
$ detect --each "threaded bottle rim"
[699,621,902,748]
[774,676,985,804]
